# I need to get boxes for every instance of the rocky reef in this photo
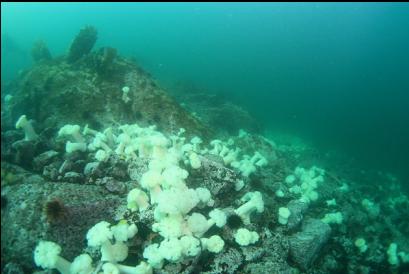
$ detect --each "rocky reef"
[1,27,210,141]
[1,27,409,274]
[169,83,261,136]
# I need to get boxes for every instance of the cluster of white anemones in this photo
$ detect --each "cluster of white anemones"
[32,121,266,274]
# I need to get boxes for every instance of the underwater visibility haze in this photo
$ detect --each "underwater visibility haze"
[1,2,409,274]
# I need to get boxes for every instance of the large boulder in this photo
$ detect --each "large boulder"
[288,218,331,270]
[1,164,122,271]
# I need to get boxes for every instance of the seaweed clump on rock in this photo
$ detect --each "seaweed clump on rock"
[31,40,52,63]
[92,47,118,77]
[67,25,98,63]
